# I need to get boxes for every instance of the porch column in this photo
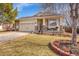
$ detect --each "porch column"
[43,18,48,31]
[37,19,43,34]
[45,19,48,31]
[59,18,63,34]
[36,19,40,33]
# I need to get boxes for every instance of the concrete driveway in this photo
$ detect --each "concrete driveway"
[0,32,29,41]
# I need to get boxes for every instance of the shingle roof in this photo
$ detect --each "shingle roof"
[19,10,63,20]
[33,7,63,17]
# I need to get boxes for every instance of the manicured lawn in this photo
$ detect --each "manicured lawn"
[0,34,74,56]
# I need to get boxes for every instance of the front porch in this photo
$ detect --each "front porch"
[34,15,64,35]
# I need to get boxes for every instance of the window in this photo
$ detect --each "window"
[48,19,57,29]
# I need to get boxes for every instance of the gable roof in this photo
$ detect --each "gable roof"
[18,10,64,21]
[34,10,62,17]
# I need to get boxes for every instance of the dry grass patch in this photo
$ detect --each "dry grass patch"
[0,31,16,34]
[0,34,73,56]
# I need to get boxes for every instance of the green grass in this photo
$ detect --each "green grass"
[0,34,71,56]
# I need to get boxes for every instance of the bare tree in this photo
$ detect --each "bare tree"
[70,3,79,46]
[39,3,71,26]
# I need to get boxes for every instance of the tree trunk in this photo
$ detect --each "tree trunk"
[70,3,78,46]
[71,17,77,46]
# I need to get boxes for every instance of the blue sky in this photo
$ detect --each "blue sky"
[13,3,40,19]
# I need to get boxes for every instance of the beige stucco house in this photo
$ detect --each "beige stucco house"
[15,11,64,34]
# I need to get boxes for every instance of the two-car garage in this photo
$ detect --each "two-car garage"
[17,17,37,32]
[19,22,36,32]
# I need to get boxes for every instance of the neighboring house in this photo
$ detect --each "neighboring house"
[0,24,3,31]
[0,23,14,31]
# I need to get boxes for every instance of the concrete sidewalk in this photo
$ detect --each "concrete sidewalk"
[0,32,29,41]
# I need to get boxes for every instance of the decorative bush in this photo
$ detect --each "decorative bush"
[64,26,79,33]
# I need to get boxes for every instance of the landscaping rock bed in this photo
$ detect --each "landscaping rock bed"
[50,40,79,56]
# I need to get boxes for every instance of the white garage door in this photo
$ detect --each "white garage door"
[19,22,35,32]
